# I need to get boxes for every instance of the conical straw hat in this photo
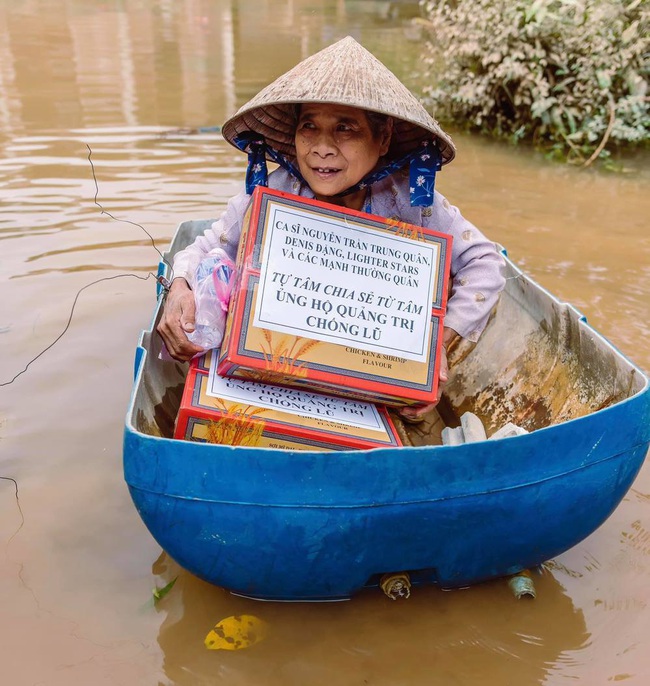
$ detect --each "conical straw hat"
[222,36,455,165]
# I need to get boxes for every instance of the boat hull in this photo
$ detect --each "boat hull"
[125,434,647,600]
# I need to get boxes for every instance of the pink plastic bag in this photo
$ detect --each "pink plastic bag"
[186,249,237,352]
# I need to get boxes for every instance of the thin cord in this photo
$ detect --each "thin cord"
[0,147,175,535]
[1,145,170,387]
[0,272,154,387]
[0,477,25,543]
[87,144,173,275]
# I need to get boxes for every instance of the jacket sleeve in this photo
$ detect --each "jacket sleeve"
[171,189,250,288]
[425,192,506,342]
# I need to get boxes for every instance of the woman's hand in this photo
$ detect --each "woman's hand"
[397,327,458,422]
[156,278,204,361]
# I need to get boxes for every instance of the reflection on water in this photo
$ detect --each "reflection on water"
[154,553,589,686]
[0,1,648,684]
[0,0,428,137]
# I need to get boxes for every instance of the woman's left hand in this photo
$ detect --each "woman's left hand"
[397,346,448,421]
[397,327,458,422]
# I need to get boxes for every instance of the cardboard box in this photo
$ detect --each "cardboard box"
[174,351,403,451]
[218,187,452,406]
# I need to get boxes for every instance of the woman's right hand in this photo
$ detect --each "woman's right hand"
[156,278,204,361]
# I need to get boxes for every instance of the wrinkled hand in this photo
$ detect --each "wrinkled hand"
[398,345,449,422]
[397,326,458,422]
[156,278,204,361]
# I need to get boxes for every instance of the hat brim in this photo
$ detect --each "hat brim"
[220,37,455,167]
[223,102,455,165]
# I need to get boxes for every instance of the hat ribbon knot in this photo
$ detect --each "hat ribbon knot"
[233,132,305,195]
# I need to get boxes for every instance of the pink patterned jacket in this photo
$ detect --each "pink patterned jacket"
[172,168,505,342]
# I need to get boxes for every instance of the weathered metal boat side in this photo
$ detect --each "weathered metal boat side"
[123,221,650,600]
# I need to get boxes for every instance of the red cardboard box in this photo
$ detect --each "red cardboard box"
[174,351,403,451]
[218,187,452,406]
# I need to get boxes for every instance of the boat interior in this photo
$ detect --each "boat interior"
[128,222,647,447]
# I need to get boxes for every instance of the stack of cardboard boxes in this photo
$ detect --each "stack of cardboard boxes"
[174,187,452,451]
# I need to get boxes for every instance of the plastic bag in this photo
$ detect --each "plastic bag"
[186,248,237,352]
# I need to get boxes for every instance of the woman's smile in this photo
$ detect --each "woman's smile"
[312,166,342,178]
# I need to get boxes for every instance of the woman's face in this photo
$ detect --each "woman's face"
[294,103,392,210]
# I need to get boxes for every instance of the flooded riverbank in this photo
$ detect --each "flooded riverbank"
[0,1,648,684]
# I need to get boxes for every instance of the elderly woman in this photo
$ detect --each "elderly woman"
[158,37,505,419]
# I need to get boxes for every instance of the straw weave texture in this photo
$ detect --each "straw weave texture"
[222,37,455,164]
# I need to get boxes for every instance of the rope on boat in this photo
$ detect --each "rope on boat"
[87,145,174,278]
[0,273,155,387]
[1,146,168,388]
[0,476,25,543]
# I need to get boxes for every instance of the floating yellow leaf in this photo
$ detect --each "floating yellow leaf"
[204,614,268,651]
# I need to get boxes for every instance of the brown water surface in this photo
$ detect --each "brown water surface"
[0,1,649,684]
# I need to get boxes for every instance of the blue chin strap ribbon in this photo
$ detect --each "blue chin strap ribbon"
[233,132,442,207]
[337,139,442,207]
[233,132,305,194]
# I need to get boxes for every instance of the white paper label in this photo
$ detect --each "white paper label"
[207,354,385,432]
[252,201,438,363]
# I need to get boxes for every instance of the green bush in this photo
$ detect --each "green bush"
[420,0,649,164]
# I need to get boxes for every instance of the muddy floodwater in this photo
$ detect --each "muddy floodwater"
[1,1,649,684]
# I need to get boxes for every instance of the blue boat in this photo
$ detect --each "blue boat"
[123,220,650,601]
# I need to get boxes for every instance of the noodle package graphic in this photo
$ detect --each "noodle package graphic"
[218,187,452,406]
[174,350,402,451]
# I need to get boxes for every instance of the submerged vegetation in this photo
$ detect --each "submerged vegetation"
[420,0,649,165]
